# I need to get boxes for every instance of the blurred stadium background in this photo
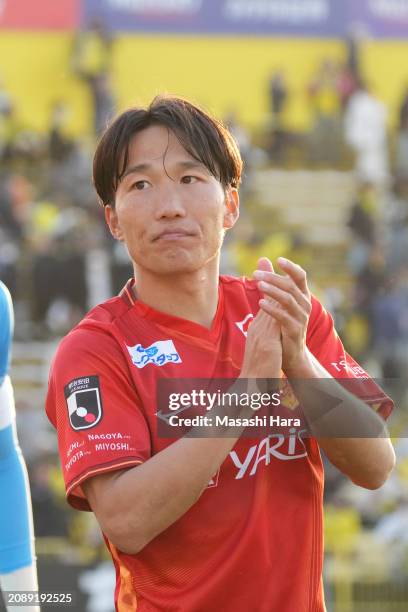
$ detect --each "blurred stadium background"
[1,1,408,610]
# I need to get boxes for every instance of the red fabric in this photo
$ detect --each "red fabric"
[46,276,392,612]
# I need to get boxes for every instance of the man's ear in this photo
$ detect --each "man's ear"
[105,205,124,241]
[224,188,239,230]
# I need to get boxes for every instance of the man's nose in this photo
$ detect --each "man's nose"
[154,185,186,219]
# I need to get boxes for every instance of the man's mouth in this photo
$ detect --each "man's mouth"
[153,229,194,241]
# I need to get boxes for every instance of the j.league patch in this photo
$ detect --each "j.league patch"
[64,376,103,431]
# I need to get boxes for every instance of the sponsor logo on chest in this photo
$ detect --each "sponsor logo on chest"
[205,431,308,489]
[126,339,182,369]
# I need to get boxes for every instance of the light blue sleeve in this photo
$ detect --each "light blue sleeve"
[0,281,13,384]
[0,424,34,573]
[0,283,35,574]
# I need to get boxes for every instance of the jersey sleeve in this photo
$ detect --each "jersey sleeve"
[306,295,393,420]
[46,325,152,511]
[0,282,13,382]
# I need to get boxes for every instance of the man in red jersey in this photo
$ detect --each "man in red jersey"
[46,96,395,611]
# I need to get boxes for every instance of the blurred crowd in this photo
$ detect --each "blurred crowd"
[1,25,408,608]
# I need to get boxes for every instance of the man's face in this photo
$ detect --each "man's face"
[105,125,239,276]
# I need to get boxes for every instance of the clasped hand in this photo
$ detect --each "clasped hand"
[241,256,312,379]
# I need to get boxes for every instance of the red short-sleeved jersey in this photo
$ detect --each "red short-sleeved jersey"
[46,276,392,612]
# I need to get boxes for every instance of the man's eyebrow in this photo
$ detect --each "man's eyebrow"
[176,160,208,171]
[121,163,152,180]
[120,159,209,181]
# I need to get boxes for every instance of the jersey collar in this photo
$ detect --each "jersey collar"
[119,277,224,343]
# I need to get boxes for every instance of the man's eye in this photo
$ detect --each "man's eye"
[181,176,198,184]
[132,180,149,190]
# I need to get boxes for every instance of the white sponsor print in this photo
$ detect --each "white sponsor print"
[127,339,182,369]
[65,449,91,471]
[203,431,307,490]
[66,441,85,459]
[94,442,131,452]
[87,432,130,441]
[229,430,308,479]
[235,313,254,337]
[67,377,90,392]
[330,359,367,378]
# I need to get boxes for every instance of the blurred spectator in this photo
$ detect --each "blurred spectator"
[48,101,74,162]
[386,179,408,271]
[267,69,289,162]
[307,58,342,165]
[31,237,60,328]
[395,124,408,180]
[348,183,377,240]
[372,266,408,378]
[30,458,69,538]
[0,174,34,297]
[0,174,26,243]
[0,78,11,114]
[347,182,378,276]
[354,245,386,329]
[373,501,408,579]
[345,182,388,357]
[344,80,389,186]
[337,31,362,110]
[0,98,22,161]
[72,18,115,135]
[399,84,408,131]
[28,193,89,334]
[337,60,359,110]
[396,85,408,179]
[0,79,14,158]
[47,139,94,206]
[345,31,361,82]
[269,69,288,117]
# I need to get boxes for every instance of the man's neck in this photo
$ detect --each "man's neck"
[132,265,220,329]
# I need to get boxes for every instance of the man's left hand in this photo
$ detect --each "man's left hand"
[253,257,312,376]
